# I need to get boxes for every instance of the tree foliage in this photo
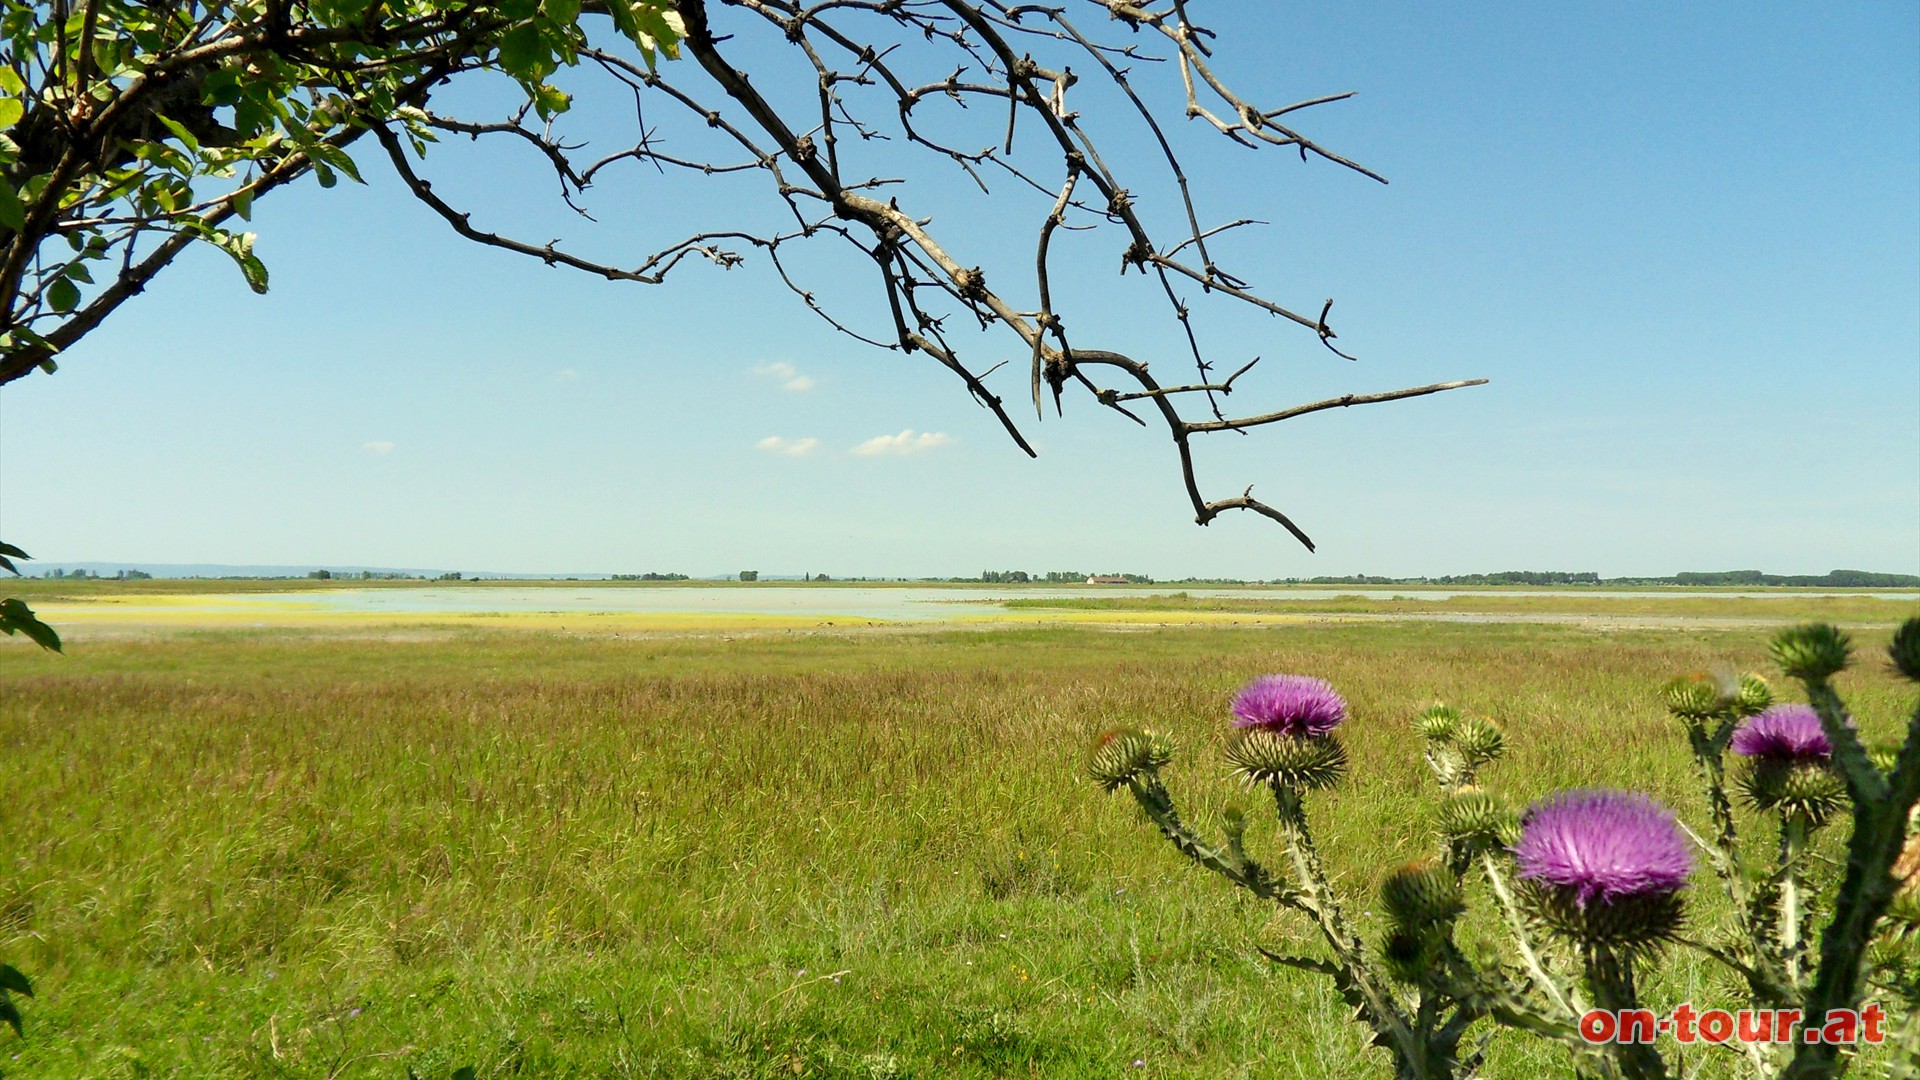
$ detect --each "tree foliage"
[0,0,679,384]
[0,541,58,649]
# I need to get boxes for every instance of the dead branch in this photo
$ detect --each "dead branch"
[391,0,1487,548]
[8,0,1488,552]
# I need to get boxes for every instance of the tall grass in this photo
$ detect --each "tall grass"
[1,621,1912,1077]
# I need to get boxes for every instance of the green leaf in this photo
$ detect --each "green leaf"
[0,965,31,997]
[532,83,571,120]
[0,326,59,373]
[0,97,22,130]
[238,250,269,293]
[156,113,202,155]
[303,140,364,184]
[202,229,270,294]
[0,597,62,652]
[233,93,274,139]
[601,0,636,36]
[0,180,24,232]
[631,6,685,62]
[233,184,253,220]
[201,65,243,107]
[496,24,554,82]
[48,277,79,313]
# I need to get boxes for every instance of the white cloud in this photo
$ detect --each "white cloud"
[851,430,954,456]
[756,435,820,457]
[557,367,580,380]
[754,361,815,392]
[362,441,395,455]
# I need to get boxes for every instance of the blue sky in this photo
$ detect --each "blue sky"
[2,1,1916,579]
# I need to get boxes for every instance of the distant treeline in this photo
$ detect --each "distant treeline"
[974,571,1153,583]
[1281,570,1920,588]
[29,567,1919,588]
[1666,570,1920,588]
[1302,571,1602,586]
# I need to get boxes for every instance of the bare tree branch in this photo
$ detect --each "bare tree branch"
[4,0,1488,551]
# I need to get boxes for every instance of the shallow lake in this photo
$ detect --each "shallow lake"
[75,585,1919,623]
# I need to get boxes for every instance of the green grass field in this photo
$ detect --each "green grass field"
[3,613,1916,1077]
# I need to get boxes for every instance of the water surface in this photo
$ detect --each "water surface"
[62,585,1917,623]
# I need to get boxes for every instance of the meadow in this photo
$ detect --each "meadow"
[2,604,1916,1077]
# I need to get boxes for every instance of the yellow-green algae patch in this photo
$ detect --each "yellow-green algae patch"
[31,599,870,633]
[26,591,1330,633]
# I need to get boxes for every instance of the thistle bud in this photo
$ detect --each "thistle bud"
[1524,881,1688,951]
[1451,715,1505,766]
[1889,617,1920,683]
[1770,624,1852,682]
[1868,743,1900,774]
[1413,705,1460,742]
[1736,760,1847,825]
[1224,728,1348,791]
[1438,786,1517,852]
[1660,672,1730,721]
[1381,860,1465,928]
[1222,805,1247,845]
[1380,927,1442,984]
[1733,673,1774,718]
[1087,727,1173,792]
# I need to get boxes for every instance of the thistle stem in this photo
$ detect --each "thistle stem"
[1783,688,1920,1079]
[1479,853,1584,1019]
[1126,774,1284,900]
[1683,718,1756,917]
[1271,784,1426,1076]
[1582,946,1669,1080]
[1691,719,1744,867]
[1779,813,1809,990]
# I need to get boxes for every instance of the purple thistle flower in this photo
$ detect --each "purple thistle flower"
[1730,705,1832,762]
[1231,675,1346,737]
[1512,789,1693,907]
